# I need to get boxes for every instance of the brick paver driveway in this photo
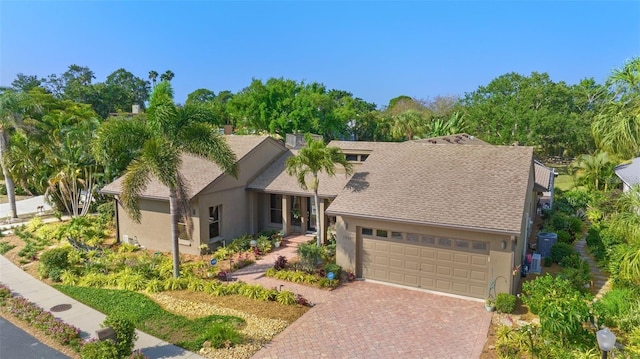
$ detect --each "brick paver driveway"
[253,280,492,359]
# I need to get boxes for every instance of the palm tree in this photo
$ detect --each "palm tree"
[571,151,616,191]
[592,57,640,159]
[93,81,238,277]
[390,109,425,140]
[160,70,175,82]
[425,112,467,138]
[0,90,40,218]
[148,70,158,88]
[286,134,352,246]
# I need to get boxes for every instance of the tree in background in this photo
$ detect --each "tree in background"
[160,70,175,82]
[0,90,42,217]
[93,81,238,278]
[390,109,425,140]
[11,74,42,93]
[148,70,158,88]
[286,134,352,246]
[592,57,640,160]
[461,72,595,157]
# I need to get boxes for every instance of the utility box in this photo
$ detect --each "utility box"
[536,232,558,258]
[531,253,542,274]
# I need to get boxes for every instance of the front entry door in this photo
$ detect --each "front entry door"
[307,197,316,232]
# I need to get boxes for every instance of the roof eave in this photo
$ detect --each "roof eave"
[325,211,521,236]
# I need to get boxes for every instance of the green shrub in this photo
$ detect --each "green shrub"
[103,315,138,359]
[196,323,243,349]
[297,242,323,272]
[495,293,516,313]
[324,263,342,278]
[543,256,553,267]
[0,241,16,254]
[276,290,297,305]
[592,288,640,330]
[550,242,575,264]
[38,246,71,281]
[556,230,572,244]
[81,339,119,359]
[256,235,272,253]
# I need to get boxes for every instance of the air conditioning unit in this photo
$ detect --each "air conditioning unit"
[530,253,542,274]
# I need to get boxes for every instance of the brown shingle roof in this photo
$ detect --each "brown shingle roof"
[412,133,490,146]
[102,135,274,200]
[328,140,401,151]
[326,143,534,234]
[246,150,353,197]
[533,161,553,192]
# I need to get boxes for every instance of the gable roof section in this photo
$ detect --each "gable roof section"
[533,161,553,192]
[246,150,353,197]
[326,143,534,235]
[615,156,640,187]
[102,135,278,200]
[328,140,401,152]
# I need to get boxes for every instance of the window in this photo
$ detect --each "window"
[472,241,488,252]
[178,222,188,240]
[438,237,452,247]
[209,205,221,239]
[362,228,373,236]
[346,154,358,161]
[455,239,470,249]
[391,231,403,240]
[270,194,282,224]
[407,233,420,242]
[422,235,436,246]
[376,229,388,238]
[360,154,369,161]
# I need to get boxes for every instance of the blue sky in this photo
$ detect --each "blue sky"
[1,1,639,107]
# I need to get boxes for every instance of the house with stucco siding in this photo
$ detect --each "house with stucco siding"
[102,133,550,299]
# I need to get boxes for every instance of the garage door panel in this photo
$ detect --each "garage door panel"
[471,255,488,266]
[454,253,471,265]
[405,246,420,257]
[421,263,435,274]
[453,268,469,279]
[437,251,453,261]
[469,284,486,297]
[436,265,452,276]
[389,258,403,269]
[421,248,436,259]
[452,282,469,293]
[405,260,419,270]
[362,237,488,298]
[436,280,452,290]
[470,269,488,281]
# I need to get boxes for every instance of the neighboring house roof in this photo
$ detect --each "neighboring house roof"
[246,150,353,198]
[533,161,553,192]
[102,135,278,200]
[614,156,640,188]
[328,140,401,151]
[326,143,534,235]
[412,133,490,146]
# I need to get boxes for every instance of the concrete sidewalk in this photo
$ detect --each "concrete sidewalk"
[0,255,205,358]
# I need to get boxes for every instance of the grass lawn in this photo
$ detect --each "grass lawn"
[554,174,575,191]
[54,285,244,351]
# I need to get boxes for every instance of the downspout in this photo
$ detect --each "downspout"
[549,169,556,208]
[114,197,120,244]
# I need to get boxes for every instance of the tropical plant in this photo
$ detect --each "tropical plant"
[0,90,41,218]
[571,151,617,191]
[286,134,352,245]
[495,293,516,313]
[390,109,425,140]
[93,81,238,277]
[103,315,138,359]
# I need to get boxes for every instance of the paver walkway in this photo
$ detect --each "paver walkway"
[234,234,492,358]
[233,234,332,304]
[574,236,611,298]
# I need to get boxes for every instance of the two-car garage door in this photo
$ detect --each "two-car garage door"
[361,229,489,298]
